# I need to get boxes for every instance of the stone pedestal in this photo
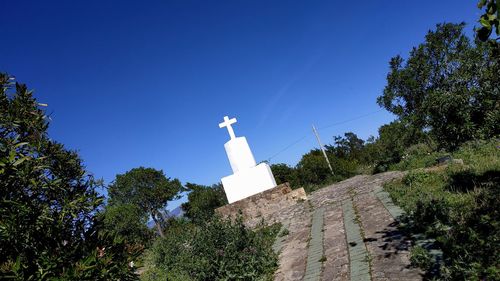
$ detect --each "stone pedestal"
[216,182,307,227]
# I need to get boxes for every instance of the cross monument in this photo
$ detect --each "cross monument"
[218,115,277,203]
[219,116,237,140]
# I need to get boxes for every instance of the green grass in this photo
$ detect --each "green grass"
[278,228,289,237]
[383,139,500,280]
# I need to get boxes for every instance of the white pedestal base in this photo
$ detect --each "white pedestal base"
[221,163,277,203]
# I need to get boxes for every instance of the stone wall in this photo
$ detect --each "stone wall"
[215,183,307,227]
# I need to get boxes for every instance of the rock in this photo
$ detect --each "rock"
[215,182,307,227]
[436,155,452,165]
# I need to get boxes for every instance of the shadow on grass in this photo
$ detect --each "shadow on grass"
[447,170,499,192]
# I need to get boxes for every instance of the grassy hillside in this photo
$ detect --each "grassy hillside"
[383,139,499,280]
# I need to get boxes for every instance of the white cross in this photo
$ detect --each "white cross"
[219,116,237,139]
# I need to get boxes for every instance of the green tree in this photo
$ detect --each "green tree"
[326,132,365,161]
[108,167,184,237]
[377,23,499,150]
[296,149,333,186]
[360,136,380,165]
[181,183,227,224]
[0,73,136,280]
[370,121,425,172]
[100,203,152,246]
[270,163,299,187]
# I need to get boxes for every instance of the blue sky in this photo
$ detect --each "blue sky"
[1,1,479,210]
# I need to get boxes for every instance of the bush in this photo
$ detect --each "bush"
[383,139,500,280]
[391,143,447,170]
[410,246,432,271]
[141,216,280,281]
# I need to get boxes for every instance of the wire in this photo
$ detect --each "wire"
[265,109,385,163]
[318,109,384,130]
[267,134,308,162]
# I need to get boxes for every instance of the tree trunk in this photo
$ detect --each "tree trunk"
[151,212,165,238]
[160,209,168,221]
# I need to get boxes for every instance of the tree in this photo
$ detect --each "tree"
[296,149,333,186]
[181,183,227,224]
[326,132,365,161]
[270,163,299,187]
[107,167,184,237]
[377,23,499,150]
[0,73,135,280]
[100,203,152,246]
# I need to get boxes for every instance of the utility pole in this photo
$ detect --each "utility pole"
[312,124,334,176]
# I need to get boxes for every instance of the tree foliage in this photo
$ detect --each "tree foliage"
[100,203,152,246]
[271,132,367,192]
[108,167,184,237]
[270,163,299,187]
[477,0,500,42]
[295,149,334,186]
[377,23,499,150]
[181,183,227,224]
[0,73,136,280]
[326,132,365,161]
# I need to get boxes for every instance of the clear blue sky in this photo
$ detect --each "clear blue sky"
[1,1,478,209]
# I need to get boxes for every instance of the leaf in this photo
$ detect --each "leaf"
[12,256,22,272]
[498,0,500,20]
[488,1,496,14]
[477,26,492,41]
[478,0,487,9]
[12,156,27,167]
[487,13,497,21]
[14,142,29,148]
[480,15,492,28]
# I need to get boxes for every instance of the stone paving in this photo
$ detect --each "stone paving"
[272,171,424,281]
[321,203,349,281]
[303,207,325,280]
[343,199,371,281]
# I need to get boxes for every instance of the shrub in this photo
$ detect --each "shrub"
[383,140,500,280]
[410,246,431,271]
[141,216,280,281]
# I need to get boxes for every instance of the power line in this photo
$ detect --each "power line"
[265,109,385,163]
[318,109,384,130]
[267,134,308,162]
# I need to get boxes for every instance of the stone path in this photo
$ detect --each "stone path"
[303,207,325,280]
[272,171,424,281]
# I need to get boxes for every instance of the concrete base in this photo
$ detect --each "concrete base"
[221,162,277,203]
